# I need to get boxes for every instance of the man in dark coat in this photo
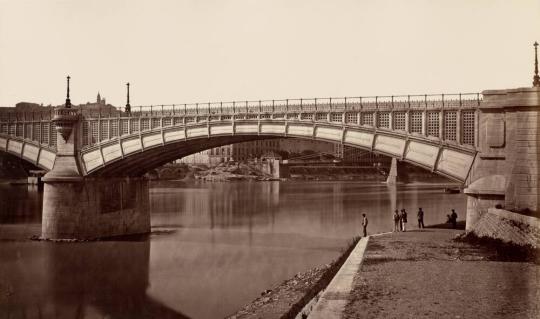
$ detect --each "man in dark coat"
[417,208,425,229]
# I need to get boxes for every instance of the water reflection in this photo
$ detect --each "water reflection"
[0,184,42,224]
[0,238,189,319]
[0,180,466,319]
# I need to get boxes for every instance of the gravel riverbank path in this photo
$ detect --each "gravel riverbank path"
[343,228,539,319]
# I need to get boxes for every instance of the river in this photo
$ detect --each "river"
[0,180,466,319]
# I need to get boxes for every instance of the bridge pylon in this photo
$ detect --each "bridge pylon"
[386,157,398,185]
[41,99,150,240]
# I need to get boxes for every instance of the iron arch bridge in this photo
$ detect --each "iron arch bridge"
[0,93,480,182]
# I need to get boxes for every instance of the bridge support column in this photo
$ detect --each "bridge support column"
[465,87,540,230]
[41,107,150,240]
[261,159,290,179]
[42,177,150,240]
[386,157,398,185]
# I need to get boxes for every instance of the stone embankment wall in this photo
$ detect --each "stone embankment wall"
[467,208,540,248]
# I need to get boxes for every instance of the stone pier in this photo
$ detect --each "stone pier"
[260,158,290,179]
[42,177,150,240]
[386,157,398,185]
[41,107,150,240]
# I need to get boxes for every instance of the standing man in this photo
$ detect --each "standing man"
[417,207,425,229]
[450,209,458,229]
[401,209,408,232]
[393,210,400,232]
[362,213,368,237]
[398,209,403,232]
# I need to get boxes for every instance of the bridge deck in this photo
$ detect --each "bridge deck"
[0,93,481,181]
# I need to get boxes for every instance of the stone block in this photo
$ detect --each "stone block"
[234,124,258,134]
[374,135,405,157]
[404,141,439,168]
[315,126,341,141]
[486,118,505,147]
[261,123,286,134]
[121,138,143,154]
[436,149,474,181]
[7,139,23,155]
[286,124,311,136]
[343,130,373,148]
[82,149,104,172]
[102,143,122,163]
[142,132,163,147]
[22,143,39,163]
[207,124,230,136]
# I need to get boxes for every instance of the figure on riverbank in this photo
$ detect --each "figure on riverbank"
[401,209,408,232]
[417,208,425,229]
[393,210,400,232]
[398,209,403,231]
[450,209,458,228]
[362,214,368,237]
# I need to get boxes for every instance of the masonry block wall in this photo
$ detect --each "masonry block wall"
[465,87,540,231]
[506,109,540,212]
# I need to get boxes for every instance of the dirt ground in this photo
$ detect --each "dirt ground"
[343,229,540,319]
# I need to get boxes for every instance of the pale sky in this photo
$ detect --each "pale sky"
[0,0,539,107]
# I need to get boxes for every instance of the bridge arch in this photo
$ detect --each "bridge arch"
[79,118,477,182]
[0,137,56,171]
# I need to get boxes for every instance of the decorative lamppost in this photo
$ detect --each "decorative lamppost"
[53,75,79,141]
[533,41,540,87]
[125,82,131,113]
[65,75,72,108]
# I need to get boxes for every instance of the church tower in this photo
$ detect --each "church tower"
[97,92,101,104]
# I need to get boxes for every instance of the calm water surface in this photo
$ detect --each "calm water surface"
[0,180,465,319]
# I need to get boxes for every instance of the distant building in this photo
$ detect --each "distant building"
[15,102,43,112]
[333,144,390,166]
[78,92,119,114]
[96,92,106,105]
[232,139,280,161]
[0,92,117,115]
[177,140,280,164]
[278,138,334,155]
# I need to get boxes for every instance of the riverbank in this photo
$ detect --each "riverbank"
[227,225,539,319]
[227,237,359,319]
[343,228,539,318]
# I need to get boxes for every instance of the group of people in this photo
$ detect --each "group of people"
[392,208,416,232]
[361,208,459,237]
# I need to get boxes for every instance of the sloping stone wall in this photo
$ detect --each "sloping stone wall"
[468,208,540,248]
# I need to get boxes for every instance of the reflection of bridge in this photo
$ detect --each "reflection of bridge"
[0,238,189,319]
[0,79,539,239]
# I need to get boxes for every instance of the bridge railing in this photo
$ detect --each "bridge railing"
[0,93,483,122]
[119,93,481,117]
[0,93,482,151]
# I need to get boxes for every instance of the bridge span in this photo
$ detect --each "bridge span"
[1,93,479,181]
[0,85,538,240]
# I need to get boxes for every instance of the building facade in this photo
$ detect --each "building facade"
[176,138,387,165]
